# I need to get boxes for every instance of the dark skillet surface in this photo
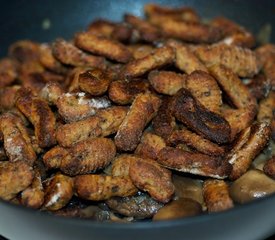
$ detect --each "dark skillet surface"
[0,0,275,240]
[0,0,275,57]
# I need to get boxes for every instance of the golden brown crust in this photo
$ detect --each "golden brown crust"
[135,132,166,160]
[87,19,116,37]
[221,107,256,141]
[194,43,259,78]
[56,92,111,123]
[124,14,161,42]
[144,4,200,23]
[69,138,116,175]
[39,82,65,105]
[0,85,21,111]
[111,154,138,177]
[0,113,36,165]
[21,169,44,209]
[0,161,34,201]
[255,44,275,90]
[127,44,154,60]
[168,128,225,156]
[42,146,68,170]
[229,122,271,180]
[75,32,132,63]
[171,88,231,144]
[43,173,74,211]
[74,174,137,201]
[263,156,275,179]
[157,147,232,179]
[56,106,127,147]
[166,40,208,74]
[115,93,161,151]
[148,70,186,96]
[209,64,257,110]
[129,157,175,203]
[152,96,176,140]
[52,38,106,69]
[39,44,68,74]
[257,91,275,124]
[0,58,18,88]
[78,68,111,96]
[203,179,234,212]
[153,19,222,43]
[122,46,175,79]
[108,79,149,105]
[186,70,222,113]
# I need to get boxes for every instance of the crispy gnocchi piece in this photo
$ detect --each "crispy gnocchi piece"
[129,157,175,203]
[56,106,127,147]
[52,39,106,69]
[210,16,255,48]
[0,113,36,165]
[148,70,186,95]
[221,107,256,141]
[166,40,208,74]
[56,92,111,123]
[78,68,111,96]
[16,88,56,148]
[87,19,116,37]
[75,32,132,63]
[127,44,154,60]
[39,44,68,74]
[74,174,137,201]
[115,93,161,151]
[263,156,275,179]
[255,44,275,90]
[111,154,138,177]
[39,82,65,105]
[9,40,40,63]
[43,173,74,211]
[21,169,44,209]
[124,14,161,42]
[203,179,234,212]
[110,23,134,43]
[135,132,166,160]
[67,67,90,92]
[168,128,225,156]
[209,64,257,110]
[152,96,176,140]
[194,43,259,78]
[0,58,18,87]
[171,88,231,144]
[257,91,275,124]
[153,19,221,44]
[229,122,271,180]
[0,161,34,201]
[43,138,116,176]
[157,147,232,179]
[0,85,21,111]
[108,79,149,105]
[122,46,175,78]
[185,70,222,113]
[144,3,200,23]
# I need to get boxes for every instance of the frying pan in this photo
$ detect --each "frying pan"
[0,0,275,239]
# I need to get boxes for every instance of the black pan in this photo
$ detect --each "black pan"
[0,0,275,239]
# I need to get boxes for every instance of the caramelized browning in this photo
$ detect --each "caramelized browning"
[75,32,132,63]
[148,70,186,96]
[0,58,18,88]
[157,147,232,179]
[74,174,137,201]
[115,93,161,151]
[171,88,231,144]
[263,156,275,179]
[129,157,175,203]
[122,46,174,78]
